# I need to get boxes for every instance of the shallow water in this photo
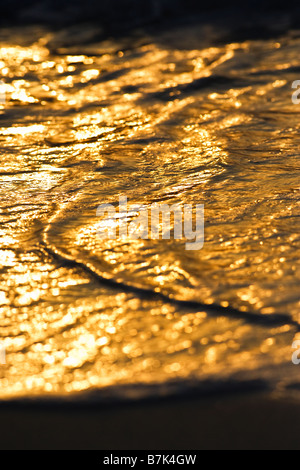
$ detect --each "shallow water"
[0,24,299,401]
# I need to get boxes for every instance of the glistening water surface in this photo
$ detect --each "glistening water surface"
[0,24,299,401]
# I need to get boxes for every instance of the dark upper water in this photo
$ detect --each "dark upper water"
[0,18,299,402]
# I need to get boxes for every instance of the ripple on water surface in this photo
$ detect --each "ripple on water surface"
[0,25,299,400]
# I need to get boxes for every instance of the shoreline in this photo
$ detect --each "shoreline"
[1,391,300,449]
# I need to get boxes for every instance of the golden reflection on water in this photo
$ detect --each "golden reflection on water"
[0,26,299,399]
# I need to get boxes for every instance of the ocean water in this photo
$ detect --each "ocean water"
[0,21,299,403]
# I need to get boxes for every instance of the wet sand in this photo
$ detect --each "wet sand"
[1,392,299,449]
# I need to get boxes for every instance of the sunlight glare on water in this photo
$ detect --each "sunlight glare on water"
[0,25,299,400]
